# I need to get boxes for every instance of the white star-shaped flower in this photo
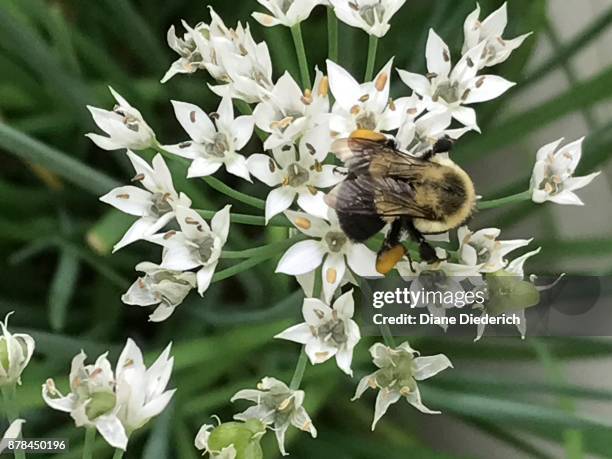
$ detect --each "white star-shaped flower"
[100,151,191,252]
[253,69,330,150]
[396,110,471,156]
[114,339,176,433]
[86,87,156,151]
[161,21,208,83]
[463,2,531,69]
[148,205,230,295]
[231,377,316,456]
[397,248,483,330]
[276,210,380,302]
[0,312,35,386]
[276,290,361,376]
[329,0,406,37]
[248,123,344,221]
[252,0,324,28]
[530,137,600,205]
[327,58,414,138]
[398,29,515,130]
[121,261,197,322]
[164,97,254,181]
[474,247,541,341]
[352,341,452,429]
[457,226,532,273]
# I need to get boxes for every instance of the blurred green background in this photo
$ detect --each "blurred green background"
[1,0,612,457]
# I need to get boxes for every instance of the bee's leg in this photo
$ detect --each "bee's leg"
[421,136,454,160]
[376,218,407,275]
[333,166,349,176]
[404,221,442,264]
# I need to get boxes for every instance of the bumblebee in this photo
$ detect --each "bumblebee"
[325,129,476,274]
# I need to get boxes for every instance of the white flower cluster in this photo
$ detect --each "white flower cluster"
[42,339,175,450]
[80,1,603,453]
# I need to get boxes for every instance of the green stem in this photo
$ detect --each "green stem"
[195,209,292,228]
[112,449,124,459]
[221,235,305,259]
[290,24,311,88]
[1,385,26,459]
[379,323,396,348]
[155,145,266,210]
[213,252,279,283]
[327,6,338,62]
[477,190,531,210]
[364,35,379,81]
[82,428,96,459]
[289,346,308,390]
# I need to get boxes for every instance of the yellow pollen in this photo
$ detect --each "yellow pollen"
[116,193,130,199]
[163,230,176,240]
[318,76,329,97]
[278,397,292,411]
[375,72,388,91]
[295,217,311,230]
[326,267,337,284]
[350,105,361,115]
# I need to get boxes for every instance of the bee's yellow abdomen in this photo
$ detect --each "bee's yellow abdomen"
[350,129,387,142]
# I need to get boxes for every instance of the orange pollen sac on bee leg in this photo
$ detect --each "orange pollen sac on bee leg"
[376,244,406,275]
[349,129,387,141]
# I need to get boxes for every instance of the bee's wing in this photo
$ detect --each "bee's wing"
[331,138,429,178]
[325,175,437,220]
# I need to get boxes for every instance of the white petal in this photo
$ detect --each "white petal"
[412,354,453,380]
[548,190,584,205]
[481,2,508,37]
[564,172,600,192]
[232,116,255,150]
[148,303,177,322]
[310,165,345,188]
[452,106,478,130]
[426,29,451,77]
[303,298,332,326]
[335,345,355,376]
[197,263,217,295]
[252,12,282,27]
[464,75,515,104]
[333,289,355,319]
[322,252,346,303]
[275,323,312,344]
[247,154,283,187]
[224,153,251,182]
[372,389,401,430]
[216,96,235,129]
[284,210,330,237]
[171,100,215,144]
[346,243,379,277]
[327,59,361,111]
[100,186,152,216]
[211,204,232,244]
[405,385,440,415]
[297,191,329,219]
[397,70,431,96]
[276,240,325,275]
[265,187,296,222]
[2,419,25,441]
[96,415,128,450]
[187,157,223,178]
[113,216,170,252]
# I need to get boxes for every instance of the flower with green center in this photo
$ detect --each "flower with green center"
[458,225,532,273]
[277,210,380,302]
[194,419,266,459]
[330,0,406,37]
[252,0,325,28]
[398,29,517,130]
[100,151,191,252]
[275,290,361,375]
[164,96,254,182]
[352,341,452,429]
[231,377,316,456]
[463,2,532,69]
[121,261,197,322]
[253,69,330,150]
[86,87,156,151]
[0,312,35,387]
[42,350,127,450]
[530,137,600,205]
[148,205,231,295]
[327,58,416,139]
[248,123,344,221]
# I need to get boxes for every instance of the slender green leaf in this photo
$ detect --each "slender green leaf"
[48,249,80,331]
